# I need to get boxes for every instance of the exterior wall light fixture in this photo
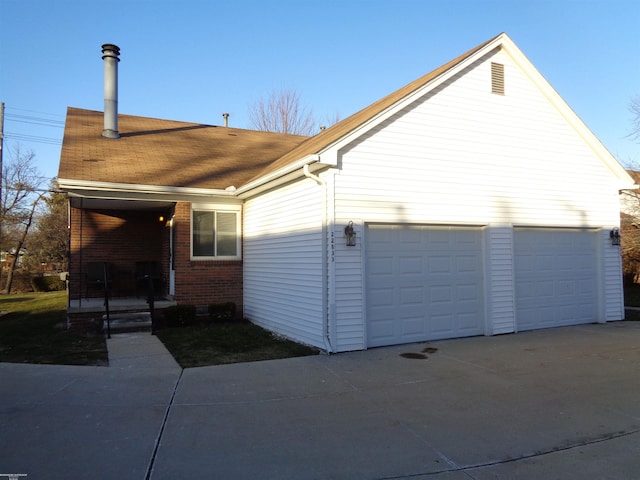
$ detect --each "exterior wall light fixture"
[345,221,356,247]
[610,228,621,246]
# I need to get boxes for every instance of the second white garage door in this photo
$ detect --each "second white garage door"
[514,228,599,331]
[366,224,485,348]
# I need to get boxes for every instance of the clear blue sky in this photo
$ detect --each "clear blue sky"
[1,0,638,181]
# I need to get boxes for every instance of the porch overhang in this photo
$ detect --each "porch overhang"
[59,178,242,210]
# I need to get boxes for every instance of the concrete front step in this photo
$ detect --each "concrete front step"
[103,311,152,332]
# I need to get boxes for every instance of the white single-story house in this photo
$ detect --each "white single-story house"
[58,33,635,352]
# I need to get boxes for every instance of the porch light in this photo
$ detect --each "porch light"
[345,221,356,247]
[159,215,165,222]
[610,228,621,246]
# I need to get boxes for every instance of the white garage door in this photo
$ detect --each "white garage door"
[514,228,598,331]
[366,225,485,348]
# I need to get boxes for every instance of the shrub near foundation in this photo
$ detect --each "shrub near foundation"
[163,304,197,327]
[208,302,236,323]
[31,276,65,292]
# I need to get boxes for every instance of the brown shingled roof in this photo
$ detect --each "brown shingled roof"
[60,34,500,192]
[58,107,307,190]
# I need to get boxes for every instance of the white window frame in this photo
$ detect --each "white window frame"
[191,203,241,260]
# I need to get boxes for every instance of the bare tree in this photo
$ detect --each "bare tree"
[24,179,69,272]
[248,88,316,136]
[1,144,46,293]
[621,169,640,285]
[630,96,640,143]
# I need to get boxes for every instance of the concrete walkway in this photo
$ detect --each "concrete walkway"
[106,331,181,370]
[1,323,640,479]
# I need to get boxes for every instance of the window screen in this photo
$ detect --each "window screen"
[192,209,238,258]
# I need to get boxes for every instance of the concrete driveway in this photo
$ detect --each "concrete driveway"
[1,322,639,479]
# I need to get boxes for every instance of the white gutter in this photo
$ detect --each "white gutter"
[235,154,321,198]
[302,164,334,353]
[58,178,235,197]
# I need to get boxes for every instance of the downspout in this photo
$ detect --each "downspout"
[303,164,334,353]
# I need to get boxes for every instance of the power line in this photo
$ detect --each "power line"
[5,113,65,128]
[5,106,65,119]
[2,105,65,146]
[4,132,62,145]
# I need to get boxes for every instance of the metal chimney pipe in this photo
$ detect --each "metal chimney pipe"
[101,44,120,138]
[222,112,229,127]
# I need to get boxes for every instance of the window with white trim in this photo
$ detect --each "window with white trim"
[191,205,241,259]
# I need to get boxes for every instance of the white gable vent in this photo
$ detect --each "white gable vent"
[491,62,505,95]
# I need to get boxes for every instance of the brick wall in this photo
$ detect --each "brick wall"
[68,201,243,316]
[69,206,170,300]
[172,202,243,315]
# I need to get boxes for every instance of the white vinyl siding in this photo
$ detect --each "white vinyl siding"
[486,227,516,335]
[243,178,325,349]
[241,46,625,351]
[329,49,624,348]
[334,50,619,228]
[602,229,625,321]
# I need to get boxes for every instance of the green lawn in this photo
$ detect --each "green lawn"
[0,291,318,368]
[0,291,108,366]
[156,322,319,368]
[9,283,634,369]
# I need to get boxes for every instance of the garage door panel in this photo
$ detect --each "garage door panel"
[431,313,455,335]
[515,228,598,331]
[428,256,452,273]
[401,315,425,336]
[400,256,423,273]
[369,288,394,306]
[457,255,480,272]
[400,286,424,305]
[367,225,485,347]
[368,256,394,275]
[457,283,480,301]
[459,312,482,331]
[369,321,394,341]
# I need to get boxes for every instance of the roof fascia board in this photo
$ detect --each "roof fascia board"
[235,154,321,198]
[314,36,506,159]
[58,178,235,197]
[58,178,241,204]
[499,36,635,187]
[64,189,242,205]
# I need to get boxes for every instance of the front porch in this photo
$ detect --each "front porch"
[66,197,176,333]
[68,296,177,313]
[67,296,177,333]
[64,198,245,331]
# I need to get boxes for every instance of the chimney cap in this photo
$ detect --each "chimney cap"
[101,44,120,60]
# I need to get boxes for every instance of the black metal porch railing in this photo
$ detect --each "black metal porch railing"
[144,272,157,335]
[99,262,112,339]
[84,261,161,336]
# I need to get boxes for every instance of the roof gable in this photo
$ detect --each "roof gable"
[248,34,501,183]
[250,32,633,190]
